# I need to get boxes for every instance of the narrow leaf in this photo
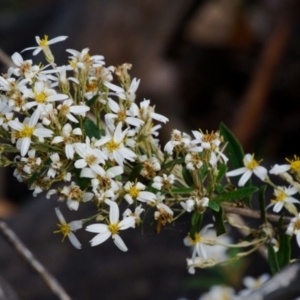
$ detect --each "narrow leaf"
[128,164,143,182]
[171,187,195,194]
[83,119,100,139]
[277,234,291,269]
[214,186,258,203]
[219,123,244,169]
[208,201,220,212]
[182,166,194,187]
[268,244,280,274]
[213,207,226,236]
[86,94,99,107]
[163,157,184,169]
[74,168,90,190]
[258,185,267,223]
[190,212,203,240]
[216,163,227,183]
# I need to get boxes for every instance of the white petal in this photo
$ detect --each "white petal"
[20,138,31,156]
[90,231,111,246]
[55,207,66,224]
[69,220,82,231]
[68,232,81,249]
[238,170,252,186]
[86,224,108,233]
[253,166,268,181]
[119,216,135,230]
[106,200,119,223]
[67,199,79,211]
[269,164,290,174]
[226,167,247,177]
[75,159,87,169]
[113,234,128,252]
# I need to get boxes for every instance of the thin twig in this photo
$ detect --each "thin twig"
[0,48,14,68]
[0,219,71,300]
[222,205,292,224]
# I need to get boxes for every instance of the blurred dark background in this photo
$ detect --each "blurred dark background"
[0,0,300,299]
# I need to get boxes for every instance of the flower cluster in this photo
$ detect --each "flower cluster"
[1,35,300,277]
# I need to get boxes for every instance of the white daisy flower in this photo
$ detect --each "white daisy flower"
[54,207,82,249]
[226,153,267,186]
[74,137,107,176]
[129,99,169,123]
[124,181,156,204]
[24,81,68,110]
[270,155,300,175]
[184,224,213,261]
[51,123,82,159]
[22,35,68,56]
[105,78,140,102]
[200,285,237,300]
[286,212,300,247]
[86,199,135,251]
[8,108,53,156]
[152,174,175,190]
[105,98,144,128]
[239,274,270,297]
[57,99,90,123]
[66,48,105,70]
[267,186,299,213]
[95,122,136,166]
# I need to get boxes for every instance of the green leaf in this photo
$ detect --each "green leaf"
[214,186,258,203]
[74,168,90,190]
[27,172,38,188]
[162,157,184,169]
[182,166,194,187]
[83,119,100,139]
[86,94,99,107]
[213,207,226,236]
[258,185,267,223]
[128,164,143,182]
[171,187,195,194]
[219,123,244,169]
[277,234,291,269]
[208,200,220,212]
[199,162,208,179]
[190,212,203,239]
[219,123,253,206]
[268,244,280,274]
[216,163,227,183]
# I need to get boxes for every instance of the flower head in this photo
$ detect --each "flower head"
[226,153,267,186]
[54,207,82,249]
[86,199,135,251]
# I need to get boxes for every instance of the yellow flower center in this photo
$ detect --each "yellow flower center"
[245,154,262,170]
[86,154,97,165]
[54,223,70,241]
[271,190,287,203]
[59,104,70,114]
[39,35,49,47]
[190,233,201,245]
[86,81,98,92]
[129,186,139,198]
[108,223,119,235]
[294,220,300,230]
[35,92,47,103]
[18,125,34,138]
[106,140,120,152]
[202,131,218,143]
[117,111,127,122]
[286,155,300,173]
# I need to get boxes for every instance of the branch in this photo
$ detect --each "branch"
[222,205,292,224]
[0,219,71,300]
